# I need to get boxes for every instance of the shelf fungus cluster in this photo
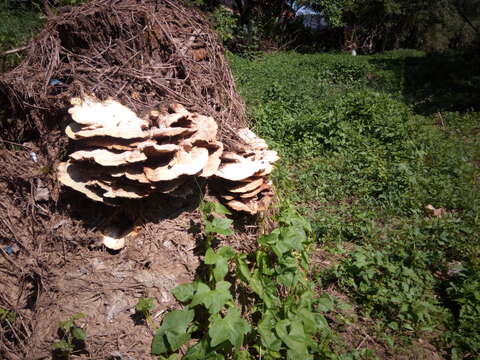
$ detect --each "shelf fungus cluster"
[213,128,279,215]
[57,96,223,205]
[57,97,279,247]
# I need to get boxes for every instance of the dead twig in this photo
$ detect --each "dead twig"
[0,45,30,57]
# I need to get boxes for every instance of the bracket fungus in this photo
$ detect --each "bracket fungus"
[57,97,224,206]
[57,96,279,244]
[213,128,279,215]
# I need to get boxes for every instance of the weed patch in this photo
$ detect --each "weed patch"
[230,50,480,358]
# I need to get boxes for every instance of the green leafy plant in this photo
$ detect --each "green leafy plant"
[150,202,339,359]
[135,296,156,328]
[151,201,250,359]
[52,313,86,359]
[211,5,238,45]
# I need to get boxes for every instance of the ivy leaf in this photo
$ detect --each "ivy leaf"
[172,283,196,303]
[275,319,309,357]
[201,201,232,216]
[211,202,232,215]
[235,258,278,309]
[217,246,236,258]
[183,338,208,360]
[258,311,282,351]
[190,281,233,314]
[277,225,306,253]
[151,309,195,355]
[184,339,225,360]
[209,308,251,348]
[205,217,234,236]
[205,247,235,281]
[213,259,228,282]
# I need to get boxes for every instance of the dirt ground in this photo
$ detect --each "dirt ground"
[0,145,259,359]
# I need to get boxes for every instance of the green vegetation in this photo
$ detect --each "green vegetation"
[229,49,480,358]
[135,297,156,328]
[52,313,87,359]
[149,202,343,359]
[191,0,480,53]
[0,1,43,71]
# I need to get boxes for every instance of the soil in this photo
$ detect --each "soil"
[0,140,260,360]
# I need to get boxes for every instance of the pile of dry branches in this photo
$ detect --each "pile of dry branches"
[0,0,247,157]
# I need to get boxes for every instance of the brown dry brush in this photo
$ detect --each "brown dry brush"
[0,1,251,358]
[0,0,247,157]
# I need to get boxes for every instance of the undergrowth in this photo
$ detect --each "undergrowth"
[147,201,344,360]
[230,50,480,359]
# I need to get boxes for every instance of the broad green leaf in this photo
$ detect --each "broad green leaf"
[59,319,74,331]
[275,319,309,355]
[277,271,296,287]
[258,311,282,351]
[205,248,232,281]
[151,331,169,354]
[217,246,235,258]
[201,201,232,216]
[172,283,196,303]
[151,309,195,355]
[205,217,234,236]
[206,353,225,360]
[205,248,219,264]
[161,309,195,332]
[234,350,252,360]
[166,331,190,352]
[258,232,279,248]
[213,258,229,282]
[295,309,317,335]
[159,354,181,360]
[277,225,306,253]
[236,255,252,282]
[256,251,274,276]
[317,293,334,312]
[184,339,225,360]
[191,281,232,314]
[209,308,251,348]
[52,339,73,352]
[211,202,232,215]
[247,274,278,309]
[183,339,209,360]
[189,282,211,307]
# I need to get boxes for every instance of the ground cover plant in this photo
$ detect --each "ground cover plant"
[146,201,340,360]
[229,50,480,358]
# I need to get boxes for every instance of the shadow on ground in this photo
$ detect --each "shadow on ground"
[369,50,480,115]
